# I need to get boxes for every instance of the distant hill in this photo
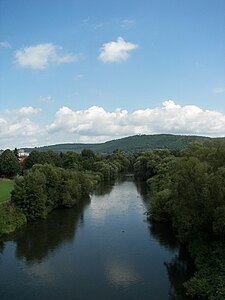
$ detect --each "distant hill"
[23,134,225,154]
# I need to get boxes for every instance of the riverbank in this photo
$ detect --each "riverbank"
[0,202,27,238]
[0,168,101,239]
[0,179,24,238]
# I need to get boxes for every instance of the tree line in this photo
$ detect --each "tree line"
[0,148,132,234]
[133,141,225,299]
[0,147,132,179]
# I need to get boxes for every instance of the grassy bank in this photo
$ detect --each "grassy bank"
[0,203,27,237]
[0,179,14,202]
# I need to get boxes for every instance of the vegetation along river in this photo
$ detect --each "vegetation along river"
[0,176,194,300]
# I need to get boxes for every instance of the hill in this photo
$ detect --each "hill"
[23,134,225,154]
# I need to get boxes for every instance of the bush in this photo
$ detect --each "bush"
[0,204,26,237]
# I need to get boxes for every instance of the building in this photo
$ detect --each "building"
[18,149,29,163]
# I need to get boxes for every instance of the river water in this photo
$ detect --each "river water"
[0,177,193,300]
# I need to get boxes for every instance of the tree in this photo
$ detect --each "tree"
[13,148,19,160]
[81,148,95,159]
[0,149,20,177]
[11,163,96,220]
[23,150,47,169]
[12,170,47,220]
[62,151,81,170]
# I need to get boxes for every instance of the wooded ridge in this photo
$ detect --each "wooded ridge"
[23,134,225,154]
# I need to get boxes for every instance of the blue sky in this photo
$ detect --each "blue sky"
[0,0,225,148]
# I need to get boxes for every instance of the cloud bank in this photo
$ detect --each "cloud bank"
[0,101,225,149]
[49,100,225,138]
[0,107,42,148]
[98,37,139,62]
[15,43,79,70]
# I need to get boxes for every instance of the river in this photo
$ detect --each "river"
[0,177,193,300]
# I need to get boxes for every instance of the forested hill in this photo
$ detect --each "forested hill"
[24,134,224,154]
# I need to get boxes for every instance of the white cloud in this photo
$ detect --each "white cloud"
[0,107,43,149]
[1,101,225,149]
[15,43,80,70]
[0,41,11,49]
[48,105,130,136]
[17,106,41,115]
[211,87,225,94]
[48,101,225,142]
[98,37,139,63]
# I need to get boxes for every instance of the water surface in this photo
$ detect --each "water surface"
[0,177,192,299]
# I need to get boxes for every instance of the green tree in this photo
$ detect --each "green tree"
[23,150,47,169]
[62,151,81,170]
[23,150,63,170]
[13,148,19,160]
[81,148,95,159]
[12,169,47,220]
[0,149,20,177]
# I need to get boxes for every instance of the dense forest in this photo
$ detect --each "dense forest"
[133,141,225,299]
[22,134,225,154]
[0,139,225,299]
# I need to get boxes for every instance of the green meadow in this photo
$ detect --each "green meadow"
[0,179,14,202]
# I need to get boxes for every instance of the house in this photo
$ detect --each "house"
[18,149,29,163]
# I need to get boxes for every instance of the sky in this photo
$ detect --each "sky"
[0,0,225,149]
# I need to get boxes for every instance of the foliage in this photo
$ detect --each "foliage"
[11,164,95,221]
[184,240,225,300]
[81,148,95,159]
[23,150,62,169]
[12,148,131,222]
[61,151,81,170]
[134,141,225,298]
[0,204,26,237]
[0,149,20,177]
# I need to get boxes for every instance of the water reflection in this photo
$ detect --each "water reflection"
[0,241,4,254]
[149,222,178,251]
[14,197,90,264]
[105,260,141,288]
[149,222,194,299]
[134,179,150,204]
[165,247,195,300]
[93,180,114,196]
[0,241,4,265]
[134,179,194,299]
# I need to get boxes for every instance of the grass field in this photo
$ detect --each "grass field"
[0,179,14,202]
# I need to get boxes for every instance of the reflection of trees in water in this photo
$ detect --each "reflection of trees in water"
[149,222,178,251]
[0,241,4,254]
[165,247,195,300]
[94,177,194,299]
[14,197,90,265]
[149,222,195,299]
[0,241,4,264]
[135,180,194,299]
[134,179,150,204]
[92,181,115,196]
